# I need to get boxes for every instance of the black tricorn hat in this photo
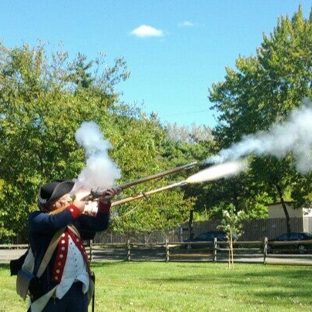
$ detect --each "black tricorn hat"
[38,180,75,209]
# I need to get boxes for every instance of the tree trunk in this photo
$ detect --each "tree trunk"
[188,210,194,240]
[276,183,291,233]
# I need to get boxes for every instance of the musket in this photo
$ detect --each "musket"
[111,181,187,206]
[81,162,197,201]
[111,161,243,206]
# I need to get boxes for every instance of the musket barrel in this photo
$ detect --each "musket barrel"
[82,162,197,201]
[117,162,197,189]
[111,181,187,206]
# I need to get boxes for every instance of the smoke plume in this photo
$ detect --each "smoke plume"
[73,121,121,192]
[186,160,248,183]
[207,99,312,174]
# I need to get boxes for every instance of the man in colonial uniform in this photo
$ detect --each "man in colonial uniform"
[28,180,120,311]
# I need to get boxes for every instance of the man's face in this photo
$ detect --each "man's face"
[51,193,72,210]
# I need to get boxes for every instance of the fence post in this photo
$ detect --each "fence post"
[85,240,93,262]
[263,237,268,264]
[165,239,169,262]
[89,239,93,262]
[213,237,217,262]
[127,239,131,261]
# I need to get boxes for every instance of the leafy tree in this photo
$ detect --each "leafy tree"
[159,123,216,238]
[103,109,194,237]
[0,43,129,241]
[218,203,246,269]
[194,170,270,221]
[208,6,312,228]
[0,42,198,242]
[165,122,213,143]
[67,53,95,89]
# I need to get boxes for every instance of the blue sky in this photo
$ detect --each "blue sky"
[1,1,311,128]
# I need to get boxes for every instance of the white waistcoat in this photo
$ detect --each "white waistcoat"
[55,235,90,299]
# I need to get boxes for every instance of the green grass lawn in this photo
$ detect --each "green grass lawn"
[1,261,312,311]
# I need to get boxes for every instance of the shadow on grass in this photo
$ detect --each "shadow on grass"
[0,263,10,270]
[144,263,312,306]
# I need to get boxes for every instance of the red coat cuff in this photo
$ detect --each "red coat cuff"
[66,204,82,219]
[98,201,111,213]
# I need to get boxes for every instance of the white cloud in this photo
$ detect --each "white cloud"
[130,25,164,38]
[179,21,196,27]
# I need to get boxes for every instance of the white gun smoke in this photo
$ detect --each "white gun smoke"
[186,160,248,183]
[72,121,121,192]
[207,98,312,174]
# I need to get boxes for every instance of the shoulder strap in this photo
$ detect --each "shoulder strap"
[67,224,80,238]
[36,227,65,278]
